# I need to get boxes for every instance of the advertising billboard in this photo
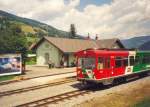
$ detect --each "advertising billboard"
[0,54,22,76]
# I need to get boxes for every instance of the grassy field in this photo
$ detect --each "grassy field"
[134,97,150,107]
[75,77,150,107]
[0,75,16,82]
[21,24,35,34]
[26,36,39,43]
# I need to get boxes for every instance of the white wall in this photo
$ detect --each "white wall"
[36,40,62,66]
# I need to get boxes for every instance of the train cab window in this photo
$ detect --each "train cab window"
[78,57,96,69]
[115,57,122,68]
[129,56,134,66]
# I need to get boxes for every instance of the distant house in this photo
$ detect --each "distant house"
[96,38,124,49]
[31,37,124,67]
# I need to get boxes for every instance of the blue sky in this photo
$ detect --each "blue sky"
[77,0,112,10]
[65,0,112,11]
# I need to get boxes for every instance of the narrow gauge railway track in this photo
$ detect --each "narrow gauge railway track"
[0,71,75,86]
[16,90,91,107]
[0,77,76,98]
[16,74,150,107]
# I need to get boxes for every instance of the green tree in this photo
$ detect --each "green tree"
[0,17,28,54]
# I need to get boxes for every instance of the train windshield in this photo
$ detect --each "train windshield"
[78,57,96,69]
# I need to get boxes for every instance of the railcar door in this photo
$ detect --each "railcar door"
[113,56,127,77]
[96,57,111,79]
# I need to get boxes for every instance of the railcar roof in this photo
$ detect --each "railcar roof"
[89,50,129,54]
[75,49,130,56]
[137,51,150,53]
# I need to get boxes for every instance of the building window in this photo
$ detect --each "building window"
[44,53,49,64]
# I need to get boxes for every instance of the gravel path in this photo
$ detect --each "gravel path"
[24,65,75,79]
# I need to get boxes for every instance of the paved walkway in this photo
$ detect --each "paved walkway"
[0,65,76,84]
[23,65,76,79]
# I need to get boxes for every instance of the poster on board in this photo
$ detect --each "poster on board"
[0,54,22,76]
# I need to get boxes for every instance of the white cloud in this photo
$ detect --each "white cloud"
[0,0,150,39]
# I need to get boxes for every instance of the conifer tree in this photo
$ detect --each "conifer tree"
[69,24,76,38]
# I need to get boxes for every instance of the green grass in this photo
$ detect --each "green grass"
[25,57,36,65]
[0,75,16,82]
[25,60,36,65]
[26,36,39,43]
[133,97,150,107]
[21,24,35,33]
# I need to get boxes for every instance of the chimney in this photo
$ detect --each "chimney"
[95,34,98,40]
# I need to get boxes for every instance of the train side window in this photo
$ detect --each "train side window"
[123,57,128,66]
[98,57,104,69]
[147,56,150,64]
[142,56,146,64]
[115,57,122,68]
[135,56,140,65]
[142,56,150,64]
[104,57,110,68]
[129,56,134,66]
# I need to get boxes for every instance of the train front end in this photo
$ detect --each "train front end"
[75,50,97,82]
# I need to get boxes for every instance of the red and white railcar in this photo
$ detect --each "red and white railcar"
[75,49,143,85]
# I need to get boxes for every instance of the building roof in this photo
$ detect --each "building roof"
[45,37,98,53]
[96,38,120,49]
[31,36,124,53]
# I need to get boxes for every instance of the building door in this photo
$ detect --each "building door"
[45,53,49,64]
[63,54,69,67]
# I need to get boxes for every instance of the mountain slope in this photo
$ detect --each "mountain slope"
[0,10,82,38]
[121,36,150,49]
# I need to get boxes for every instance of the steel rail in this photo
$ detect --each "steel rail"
[16,90,91,107]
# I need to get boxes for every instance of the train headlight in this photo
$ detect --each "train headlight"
[77,70,81,74]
